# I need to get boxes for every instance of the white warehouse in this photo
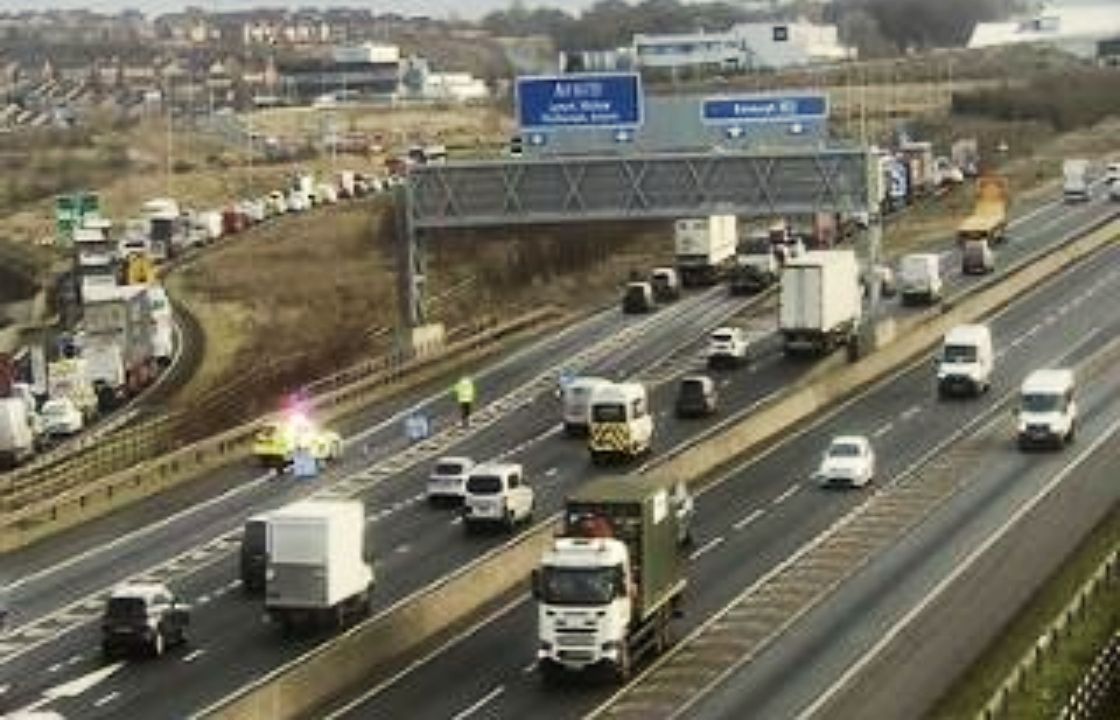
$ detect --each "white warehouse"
[632,20,854,73]
[969,3,1120,59]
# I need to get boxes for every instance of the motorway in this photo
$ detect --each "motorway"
[0,190,1114,718]
[322,224,1120,719]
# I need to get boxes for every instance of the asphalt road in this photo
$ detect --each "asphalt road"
[324,224,1120,720]
[0,191,1114,719]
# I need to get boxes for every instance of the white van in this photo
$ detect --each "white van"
[899,253,943,305]
[937,324,993,397]
[587,382,654,464]
[561,376,611,437]
[462,463,534,531]
[1016,369,1077,449]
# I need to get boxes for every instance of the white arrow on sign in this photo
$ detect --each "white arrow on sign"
[726,126,744,139]
[614,129,633,143]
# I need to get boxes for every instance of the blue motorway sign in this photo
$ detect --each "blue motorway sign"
[701,94,829,124]
[517,73,643,131]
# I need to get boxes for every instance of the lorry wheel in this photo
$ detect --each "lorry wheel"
[614,645,632,683]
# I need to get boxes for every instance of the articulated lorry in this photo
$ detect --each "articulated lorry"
[957,176,1009,246]
[674,215,737,287]
[265,500,374,633]
[534,474,688,683]
[779,250,862,356]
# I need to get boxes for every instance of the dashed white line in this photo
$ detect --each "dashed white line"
[93,691,120,708]
[772,484,802,506]
[521,661,538,675]
[395,545,411,555]
[227,579,242,591]
[689,536,726,561]
[872,421,894,438]
[0,683,8,695]
[197,594,211,606]
[66,654,83,666]
[545,467,558,477]
[48,662,62,673]
[899,405,922,421]
[732,509,765,531]
[451,685,505,720]
[450,516,463,525]
[183,649,205,663]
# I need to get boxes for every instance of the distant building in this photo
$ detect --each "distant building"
[630,19,853,76]
[276,43,401,103]
[969,3,1120,60]
[399,56,488,102]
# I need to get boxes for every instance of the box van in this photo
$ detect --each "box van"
[462,463,534,532]
[561,376,611,437]
[899,253,943,305]
[961,239,994,275]
[1016,369,1077,449]
[588,382,654,464]
[937,324,993,397]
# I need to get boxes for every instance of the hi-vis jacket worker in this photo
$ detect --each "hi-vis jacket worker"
[454,376,476,427]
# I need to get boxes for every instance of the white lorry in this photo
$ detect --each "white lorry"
[779,250,863,356]
[266,500,374,633]
[674,215,737,287]
[1062,159,1091,203]
[0,397,36,469]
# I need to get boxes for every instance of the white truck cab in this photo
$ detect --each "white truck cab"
[588,382,654,464]
[899,253,943,305]
[462,463,534,531]
[1016,369,1077,449]
[561,376,612,437]
[707,326,749,368]
[937,324,993,397]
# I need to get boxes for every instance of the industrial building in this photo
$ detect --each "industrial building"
[631,20,853,75]
[968,2,1120,61]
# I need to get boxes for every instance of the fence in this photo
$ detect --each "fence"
[978,550,1120,720]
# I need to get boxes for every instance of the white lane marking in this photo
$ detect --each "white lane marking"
[450,516,463,525]
[451,685,506,720]
[66,654,83,666]
[733,509,766,531]
[42,662,123,700]
[545,467,558,477]
[521,661,538,675]
[772,485,802,506]
[183,649,205,663]
[212,586,228,598]
[227,580,242,591]
[0,683,8,695]
[48,662,63,673]
[872,422,894,438]
[93,690,120,707]
[689,536,726,561]
[196,594,211,606]
[797,408,1120,719]
[721,379,733,387]
[899,405,922,421]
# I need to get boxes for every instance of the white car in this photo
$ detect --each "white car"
[707,326,750,368]
[815,435,876,488]
[41,398,84,437]
[427,456,475,505]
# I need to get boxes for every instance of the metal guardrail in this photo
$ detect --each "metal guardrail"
[0,308,563,549]
[978,549,1120,720]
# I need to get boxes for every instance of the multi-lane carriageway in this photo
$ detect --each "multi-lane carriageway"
[0,191,1116,719]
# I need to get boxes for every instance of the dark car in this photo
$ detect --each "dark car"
[675,375,718,418]
[101,583,190,659]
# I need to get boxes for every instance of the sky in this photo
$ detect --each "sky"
[1,0,597,21]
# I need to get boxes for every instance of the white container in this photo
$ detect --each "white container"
[779,250,862,355]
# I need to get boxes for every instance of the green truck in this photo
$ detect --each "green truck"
[533,473,690,682]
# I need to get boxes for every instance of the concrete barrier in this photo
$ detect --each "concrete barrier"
[205,216,1117,719]
[0,309,566,552]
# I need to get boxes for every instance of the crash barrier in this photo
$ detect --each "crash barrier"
[981,550,1120,720]
[206,217,1118,718]
[0,308,565,552]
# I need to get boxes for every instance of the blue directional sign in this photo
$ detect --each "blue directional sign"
[701,94,829,125]
[517,73,643,131]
